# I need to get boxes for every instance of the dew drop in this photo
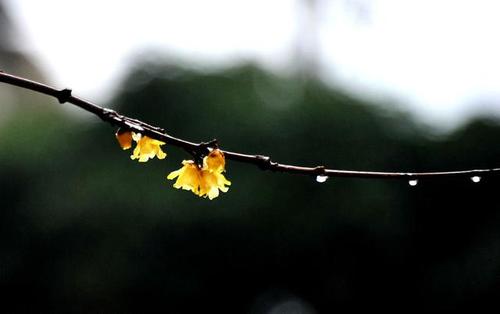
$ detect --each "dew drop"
[316,175,328,183]
[408,179,418,186]
[471,176,481,183]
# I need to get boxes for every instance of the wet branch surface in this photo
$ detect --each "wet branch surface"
[1,70,499,181]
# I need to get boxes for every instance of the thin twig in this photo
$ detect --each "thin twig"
[1,71,499,181]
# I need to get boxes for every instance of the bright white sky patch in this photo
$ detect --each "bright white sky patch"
[6,0,500,129]
[323,0,500,127]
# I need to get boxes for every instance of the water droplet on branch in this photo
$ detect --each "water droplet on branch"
[471,176,481,183]
[408,179,418,186]
[316,175,328,183]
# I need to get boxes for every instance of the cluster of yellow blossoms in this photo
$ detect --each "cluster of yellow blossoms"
[116,129,167,162]
[167,150,231,200]
[115,129,231,200]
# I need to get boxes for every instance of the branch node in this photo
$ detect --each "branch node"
[123,122,143,132]
[57,88,72,104]
[201,139,218,149]
[126,118,164,133]
[256,155,275,170]
[102,108,126,125]
[314,166,327,176]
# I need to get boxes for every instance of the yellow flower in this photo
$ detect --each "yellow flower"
[130,133,167,162]
[115,129,133,150]
[167,148,231,200]
[198,169,231,200]
[167,160,201,192]
[116,129,167,162]
[203,149,226,173]
[198,148,231,199]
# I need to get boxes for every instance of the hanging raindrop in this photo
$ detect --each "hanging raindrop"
[316,175,328,183]
[471,176,481,183]
[408,179,418,186]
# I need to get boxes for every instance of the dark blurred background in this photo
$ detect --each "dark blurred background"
[2,1,500,313]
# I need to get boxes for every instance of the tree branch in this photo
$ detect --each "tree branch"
[1,70,499,181]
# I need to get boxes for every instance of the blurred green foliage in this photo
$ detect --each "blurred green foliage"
[1,61,500,313]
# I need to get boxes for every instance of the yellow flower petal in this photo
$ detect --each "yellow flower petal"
[203,149,226,173]
[167,169,182,180]
[199,169,231,200]
[167,160,202,193]
[132,132,142,142]
[130,134,167,162]
[199,170,218,199]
